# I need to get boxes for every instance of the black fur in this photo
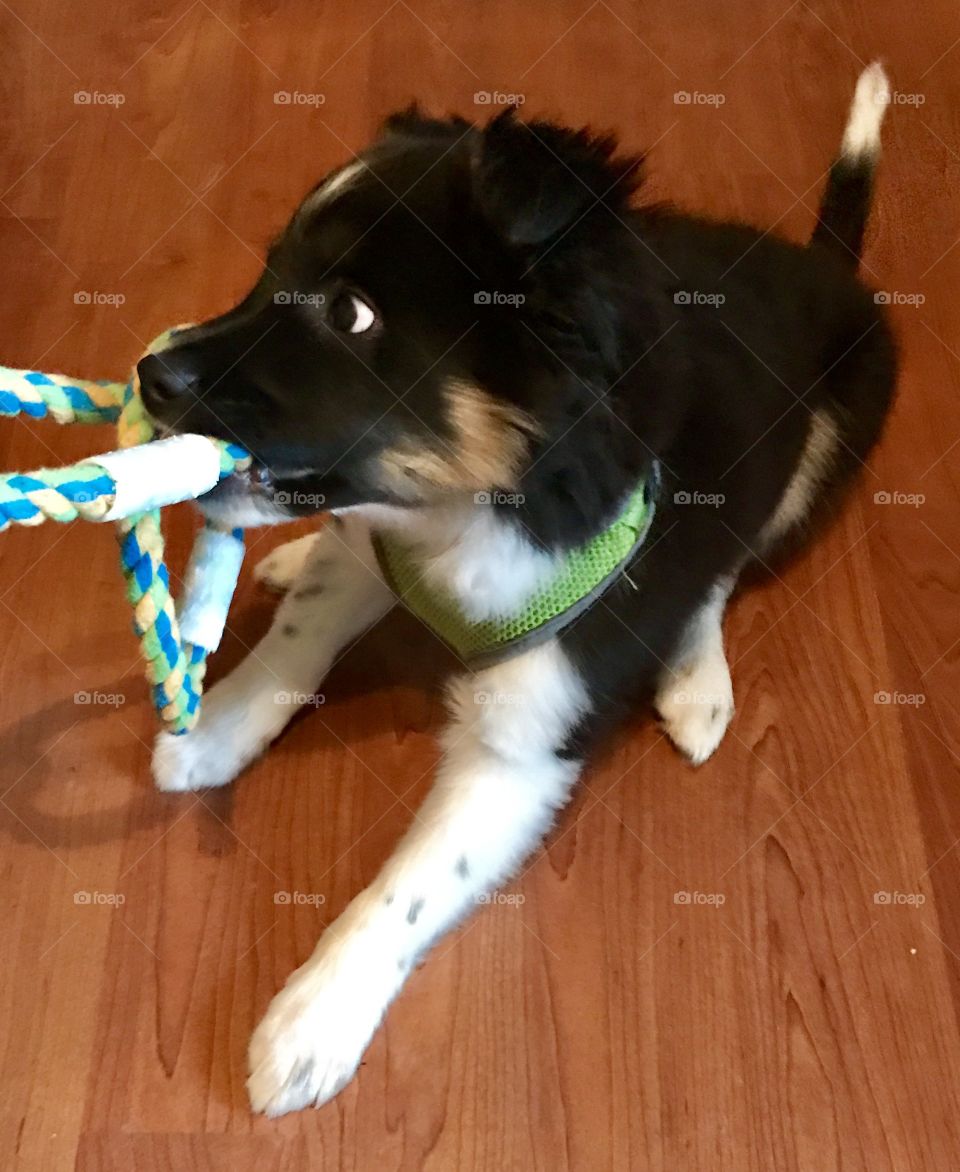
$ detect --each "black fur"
[139,97,897,753]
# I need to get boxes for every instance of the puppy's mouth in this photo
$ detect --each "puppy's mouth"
[145,415,352,522]
[232,458,278,495]
[149,417,285,501]
[199,454,348,527]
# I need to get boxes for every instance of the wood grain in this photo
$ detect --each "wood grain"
[1,2,959,1168]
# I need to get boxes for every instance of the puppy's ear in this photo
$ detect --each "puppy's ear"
[380,104,472,139]
[471,110,643,247]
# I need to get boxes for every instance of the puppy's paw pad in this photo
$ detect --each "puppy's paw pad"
[255,536,319,592]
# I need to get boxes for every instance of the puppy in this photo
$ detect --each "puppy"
[139,63,897,1115]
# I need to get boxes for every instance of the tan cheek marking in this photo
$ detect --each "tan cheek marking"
[377,381,539,499]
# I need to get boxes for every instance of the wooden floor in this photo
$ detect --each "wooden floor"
[1,1,959,1168]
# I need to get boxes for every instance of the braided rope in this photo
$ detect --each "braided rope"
[0,366,125,425]
[0,461,118,530]
[0,330,251,734]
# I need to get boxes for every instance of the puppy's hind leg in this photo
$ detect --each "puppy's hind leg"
[655,577,736,765]
[153,516,393,792]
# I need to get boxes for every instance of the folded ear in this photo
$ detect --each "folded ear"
[471,110,643,247]
[380,103,472,140]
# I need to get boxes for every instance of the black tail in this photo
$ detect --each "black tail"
[812,63,890,267]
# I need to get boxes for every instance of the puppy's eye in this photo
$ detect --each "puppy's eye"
[330,291,376,334]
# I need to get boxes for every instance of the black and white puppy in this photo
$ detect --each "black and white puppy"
[140,64,897,1115]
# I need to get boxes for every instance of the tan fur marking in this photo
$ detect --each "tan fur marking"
[377,380,538,500]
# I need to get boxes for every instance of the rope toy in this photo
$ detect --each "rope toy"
[0,329,251,735]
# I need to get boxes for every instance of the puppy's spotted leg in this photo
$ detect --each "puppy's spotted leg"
[152,516,392,792]
[254,533,321,592]
[247,641,588,1116]
[656,578,736,765]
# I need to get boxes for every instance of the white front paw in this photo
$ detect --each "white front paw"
[151,669,282,792]
[657,657,734,766]
[152,726,247,792]
[255,535,319,592]
[247,943,392,1116]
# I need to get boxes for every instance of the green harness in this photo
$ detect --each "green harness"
[374,465,659,669]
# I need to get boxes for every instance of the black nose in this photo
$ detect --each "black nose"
[137,351,200,416]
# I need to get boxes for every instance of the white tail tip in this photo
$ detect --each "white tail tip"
[841,62,890,159]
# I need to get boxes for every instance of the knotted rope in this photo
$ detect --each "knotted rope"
[0,330,251,734]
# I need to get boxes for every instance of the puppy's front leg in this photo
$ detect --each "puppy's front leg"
[153,515,393,792]
[247,641,589,1116]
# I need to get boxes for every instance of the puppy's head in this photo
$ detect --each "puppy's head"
[138,109,642,526]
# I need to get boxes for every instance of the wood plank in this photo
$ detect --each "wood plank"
[0,1,958,1167]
